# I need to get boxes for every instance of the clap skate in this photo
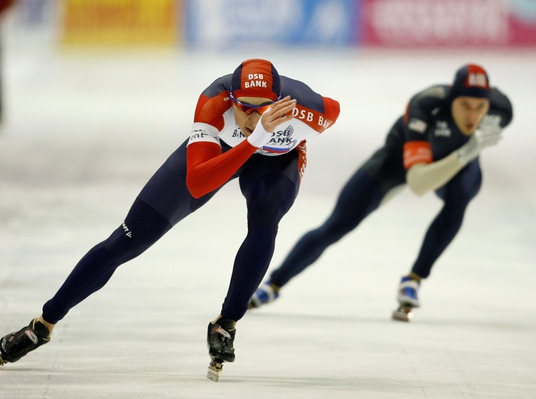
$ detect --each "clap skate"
[392,277,420,322]
[392,303,415,322]
[248,280,280,309]
[206,317,236,382]
[0,319,51,365]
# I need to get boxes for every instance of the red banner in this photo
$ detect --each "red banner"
[360,0,536,48]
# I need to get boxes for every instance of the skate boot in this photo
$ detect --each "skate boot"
[206,316,236,382]
[392,276,420,322]
[0,319,51,365]
[248,280,280,309]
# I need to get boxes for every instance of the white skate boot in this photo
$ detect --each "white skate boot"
[248,281,280,309]
[392,277,420,322]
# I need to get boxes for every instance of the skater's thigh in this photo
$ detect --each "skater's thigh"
[436,160,482,204]
[334,151,403,220]
[107,198,173,261]
[137,141,219,226]
[360,145,406,193]
[239,152,300,224]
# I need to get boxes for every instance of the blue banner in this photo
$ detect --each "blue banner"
[184,0,357,48]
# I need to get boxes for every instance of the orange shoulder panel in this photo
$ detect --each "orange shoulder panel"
[403,141,433,169]
[193,92,232,131]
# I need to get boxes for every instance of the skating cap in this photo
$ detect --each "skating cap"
[449,64,490,100]
[231,59,281,101]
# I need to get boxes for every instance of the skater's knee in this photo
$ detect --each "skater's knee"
[102,222,164,262]
[321,215,358,241]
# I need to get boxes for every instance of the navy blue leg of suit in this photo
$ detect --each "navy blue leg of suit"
[269,154,482,288]
[270,169,389,288]
[42,140,300,324]
[221,151,300,320]
[269,140,406,288]
[410,160,482,278]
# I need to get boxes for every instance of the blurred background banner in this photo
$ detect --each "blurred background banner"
[508,0,536,46]
[3,0,536,49]
[61,0,179,47]
[359,0,536,48]
[183,0,357,48]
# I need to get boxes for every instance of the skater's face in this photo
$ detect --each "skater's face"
[231,96,275,137]
[451,96,490,136]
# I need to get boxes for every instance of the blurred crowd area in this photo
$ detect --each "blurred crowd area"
[1,0,536,50]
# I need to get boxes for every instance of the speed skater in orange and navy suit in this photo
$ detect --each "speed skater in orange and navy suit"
[0,59,340,378]
[250,64,513,318]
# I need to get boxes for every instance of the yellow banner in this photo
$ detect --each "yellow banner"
[62,0,179,47]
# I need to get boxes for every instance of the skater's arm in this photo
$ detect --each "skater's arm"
[406,122,503,196]
[186,140,258,199]
[406,152,464,196]
[403,139,463,196]
[186,120,278,198]
[187,98,297,198]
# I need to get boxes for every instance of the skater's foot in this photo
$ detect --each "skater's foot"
[206,316,236,382]
[0,318,51,365]
[248,280,280,309]
[207,316,236,363]
[397,276,420,308]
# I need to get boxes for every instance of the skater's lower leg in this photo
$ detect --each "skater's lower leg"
[207,224,270,361]
[221,222,279,320]
[43,202,173,324]
[411,170,478,278]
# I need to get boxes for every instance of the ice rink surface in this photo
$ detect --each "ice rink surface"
[1,37,535,398]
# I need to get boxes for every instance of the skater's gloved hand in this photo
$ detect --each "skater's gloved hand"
[247,96,296,148]
[457,122,502,166]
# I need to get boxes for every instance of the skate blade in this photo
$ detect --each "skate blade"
[392,306,413,322]
[207,359,223,382]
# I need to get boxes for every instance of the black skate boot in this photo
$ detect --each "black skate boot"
[0,319,51,365]
[206,316,236,382]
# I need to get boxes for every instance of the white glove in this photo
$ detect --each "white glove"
[246,112,274,148]
[457,122,502,165]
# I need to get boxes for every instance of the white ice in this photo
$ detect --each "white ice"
[1,33,535,398]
